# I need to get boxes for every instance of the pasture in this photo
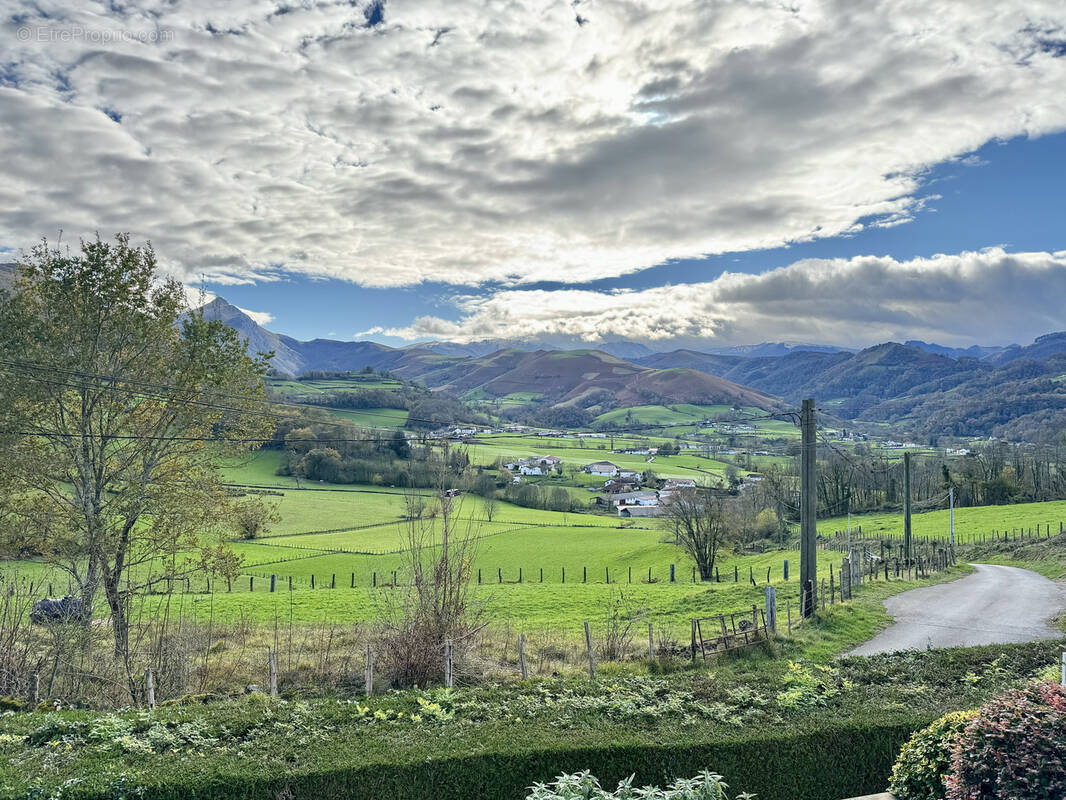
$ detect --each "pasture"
[819,501,1066,543]
[10,444,1066,637]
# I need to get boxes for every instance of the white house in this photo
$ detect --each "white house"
[659,478,696,500]
[612,491,659,507]
[584,461,620,477]
[519,464,544,476]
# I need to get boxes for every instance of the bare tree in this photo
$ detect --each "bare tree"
[661,487,733,580]
[375,483,487,687]
[483,492,498,522]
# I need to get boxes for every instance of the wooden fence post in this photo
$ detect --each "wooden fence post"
[786,600,792,636]
[270,574,276,593]
[365,644,374,697]
[765,585,777,633]
[584,621,595,677]
[519,634,528,680]
[145,667,156,710]
[648,623,655,660]
[670,564,675,583]
[31,672,39,706]
[783,559,789,581]
[691,618,697,662]
[269,649,278,697]
[444,639,454,688]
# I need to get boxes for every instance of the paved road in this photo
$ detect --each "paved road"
[849,564,1065,656]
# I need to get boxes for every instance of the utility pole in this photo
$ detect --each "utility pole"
[903,451,912,565]
[800,398,817,616]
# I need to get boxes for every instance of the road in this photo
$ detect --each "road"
[849,563,1065,656]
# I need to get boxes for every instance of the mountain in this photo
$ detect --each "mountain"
[985,332,1066,365]
[903,340,1005,360]
[0,262,16,288]
[410,338,656,361]
[696,342,850,357]
[410,348,779,409]
[200,298,780,411]
[200,298,307,376]
[642,340,1066,440]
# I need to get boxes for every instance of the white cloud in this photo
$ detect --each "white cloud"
[0,1,1065,287]
[234,305,274,325]
[382,249,1066,347]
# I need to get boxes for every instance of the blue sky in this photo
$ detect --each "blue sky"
[211,131,1066,346]
[3,1,1066,349]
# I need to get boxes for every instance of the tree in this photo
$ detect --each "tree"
[233,495,281,540]
[661,487,733,580]
[0,235,273,699]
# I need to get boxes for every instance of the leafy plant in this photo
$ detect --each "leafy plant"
[889,711,975,800]
[526,770,753,800]
[946,681,1066,800]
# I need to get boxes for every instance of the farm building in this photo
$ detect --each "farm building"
[612,491,659,507]
[659,478,696,500]
[618,506,664,518]
[584,461,620,476]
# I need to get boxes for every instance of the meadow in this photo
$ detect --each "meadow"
[818,501,1066,543]
[10,442,1066,636]
[266,375,405,396]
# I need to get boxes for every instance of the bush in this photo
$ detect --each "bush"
[946,681,1066,800]
[527,770,752,800]
[889,711,975,800]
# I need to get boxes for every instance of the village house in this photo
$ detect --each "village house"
[611,491,659,508]
[618,469,642,480]
[507,454,563,476]
[616,447,657,456]
[584,461,620,476]
[658,478,696,500]
[603,478,641,494]
[618,505,664,518]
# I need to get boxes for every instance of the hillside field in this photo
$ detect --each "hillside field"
[8,446,1066,637]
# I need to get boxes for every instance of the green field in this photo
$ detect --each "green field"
[267,376,404,395]
[594,403,742,427]
[11,446,1066,635]
[819,501,1066,543]
[462,435,738,482]
[321,407,409,428]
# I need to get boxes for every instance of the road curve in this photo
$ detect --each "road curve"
[849,564,1065,656]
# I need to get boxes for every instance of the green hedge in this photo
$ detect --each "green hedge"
[63,715,934,800]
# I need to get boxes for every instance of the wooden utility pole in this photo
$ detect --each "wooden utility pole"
[904,451,912,565]
[800,398,817,616]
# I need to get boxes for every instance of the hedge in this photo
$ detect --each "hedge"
[46,714,935,800]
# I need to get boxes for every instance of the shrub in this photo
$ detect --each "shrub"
[889,711,975,800]
[526,770,753,800]
[946,681,1066,800]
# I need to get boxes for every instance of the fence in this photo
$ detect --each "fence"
[690,606,770,660]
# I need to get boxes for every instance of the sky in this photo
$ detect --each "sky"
[1,0,1065,350]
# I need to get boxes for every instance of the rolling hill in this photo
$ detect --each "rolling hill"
[203,298,782,412]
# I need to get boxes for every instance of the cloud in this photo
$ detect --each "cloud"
[234,305,274,326]
[382,248,1066,347]
[0,1,1065,287]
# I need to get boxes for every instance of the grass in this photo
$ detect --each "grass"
[321,407,409,428]
[819,499,1066,543]
[267,376,404,396]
